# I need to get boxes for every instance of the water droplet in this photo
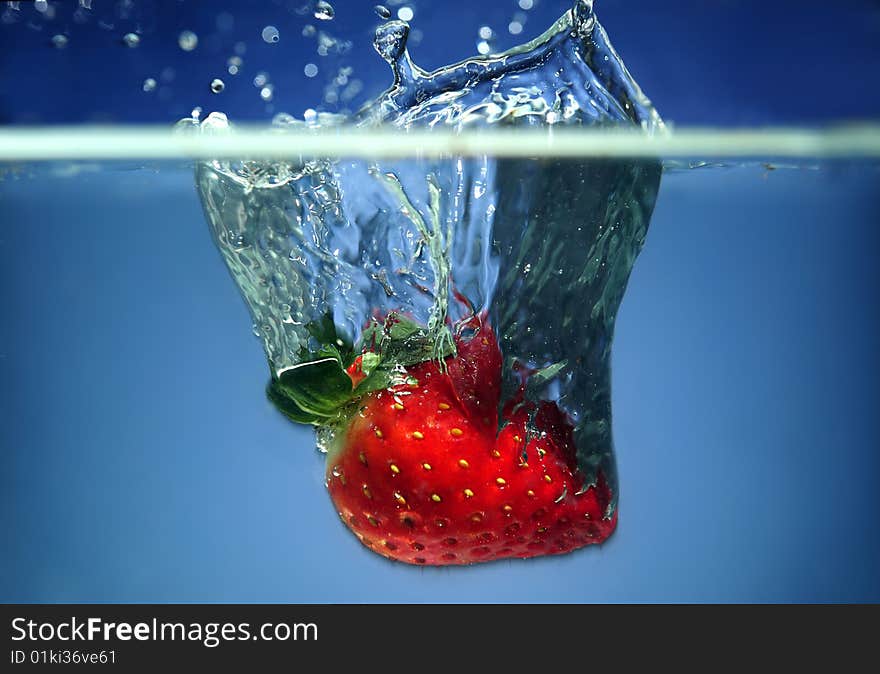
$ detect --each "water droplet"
[508,21,523,35]
[373,20,409,64]
[142,77,157,92]
[303,63,318,78]
[260,85,274,102]
[478,26,493,40]
[477,40,491,55]
[374,5,390,20]
[572,0,595,36]
[50,34,68,49]
[314,1,334,21]
[122,32,140,48]
[518,0,534,9]
[210,78,225,94]
[397,6,414,22]
[261,25,279,44]
[178,30,198,51]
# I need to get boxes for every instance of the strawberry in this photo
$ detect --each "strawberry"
[322,317,616,566]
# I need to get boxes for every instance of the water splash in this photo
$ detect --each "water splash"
[195,0,662,512]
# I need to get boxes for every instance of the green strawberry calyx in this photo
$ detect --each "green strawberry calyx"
[266,312,455,427]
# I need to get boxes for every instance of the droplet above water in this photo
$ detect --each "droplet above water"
[122,32,140,48]
[314,1,335,21]
[178,30,198,51]
[210,78,225,94]
[261,25,280,44]
[373,20,409,64]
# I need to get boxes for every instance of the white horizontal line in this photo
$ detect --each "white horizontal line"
[0,125,879,161]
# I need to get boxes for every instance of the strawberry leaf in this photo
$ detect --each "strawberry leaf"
[274,356,354,420]
[359,313,455,368]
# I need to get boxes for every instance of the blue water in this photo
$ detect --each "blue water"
[2,161,878,602]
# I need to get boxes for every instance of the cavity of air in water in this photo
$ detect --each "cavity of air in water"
[192,0,663,566]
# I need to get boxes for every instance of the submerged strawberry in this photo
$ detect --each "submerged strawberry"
[323,318,616,566]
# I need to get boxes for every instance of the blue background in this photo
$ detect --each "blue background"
[1,0,880,126]
[1,0,880,603]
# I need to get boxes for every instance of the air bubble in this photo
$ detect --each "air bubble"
[261,25,280,44]
[210,78,225,94]
[35,0,47,13]
[478,26,493,40]
[178,30,198,51]
[477,40,491,55]
[397,6,414,22]
[304,63,318,78]
[260,85,274,102]
[508,21,523,35]
[518,0,534,9]
[302,25,316,37]
[122,32,140,48]
[142,77,157,92]
[253,72,269,87]
[314,1,334,21]
[51,34,68,49]
[374,5,390,20]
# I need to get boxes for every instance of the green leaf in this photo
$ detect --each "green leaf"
[527,360,568,388]
[358,313,455,368]
[275,356,354,420]
[266,378,322,425]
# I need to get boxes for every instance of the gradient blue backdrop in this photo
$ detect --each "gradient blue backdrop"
[1,0,879,602]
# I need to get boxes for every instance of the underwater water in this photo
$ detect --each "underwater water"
[1,157,878,600]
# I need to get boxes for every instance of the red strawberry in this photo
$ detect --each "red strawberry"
[324,317,616,565]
